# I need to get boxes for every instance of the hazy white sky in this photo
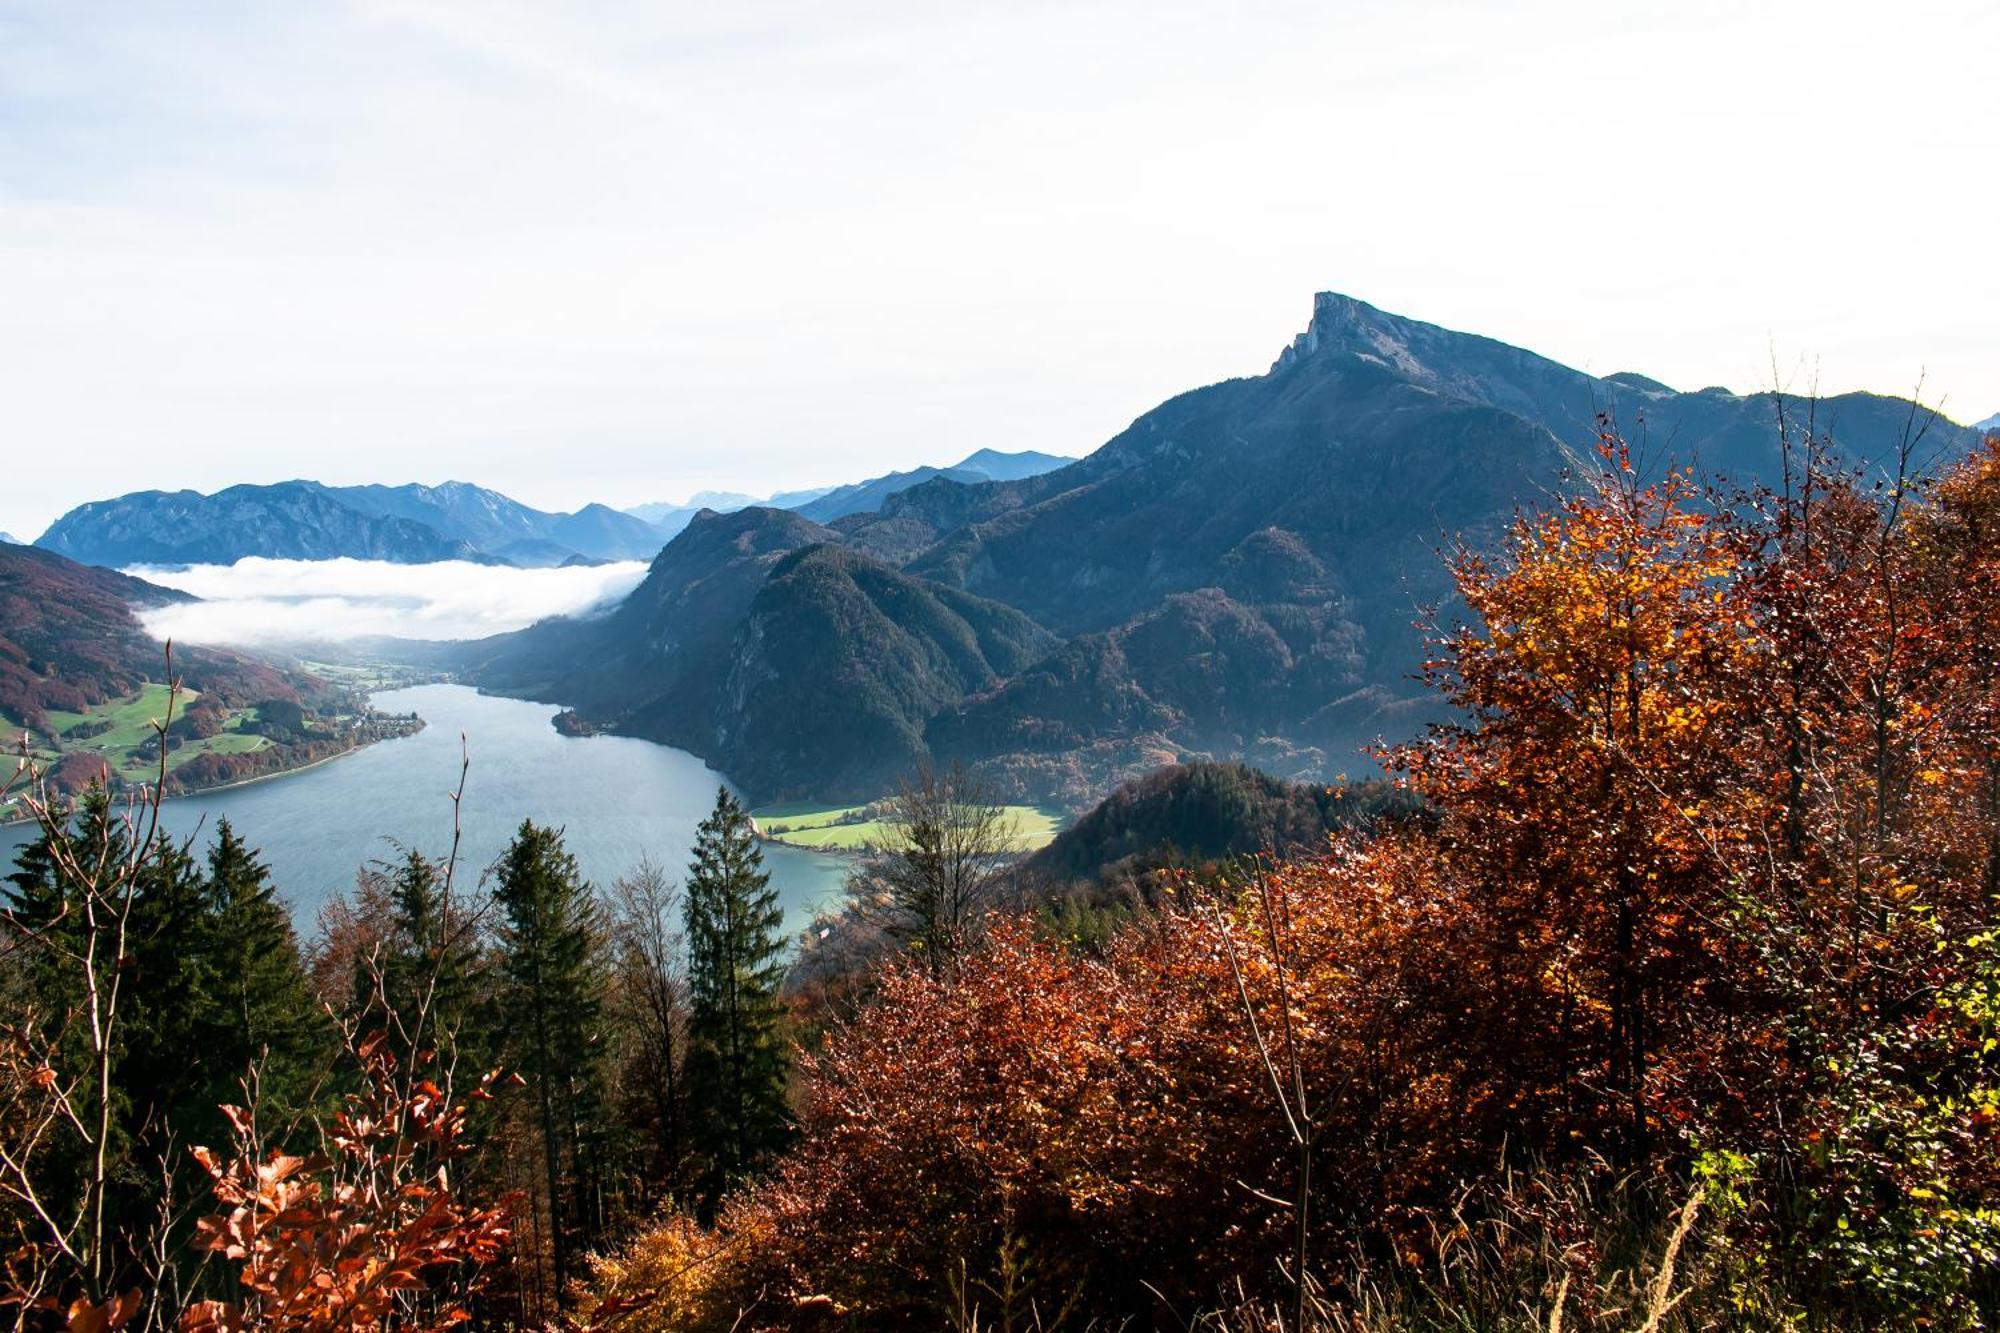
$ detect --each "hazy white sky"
[2,0,1995,539]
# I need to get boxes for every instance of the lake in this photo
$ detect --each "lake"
[0,684,854,940]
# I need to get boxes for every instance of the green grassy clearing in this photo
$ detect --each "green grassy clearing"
[27,684,273,780]
[299,659,440,691]
[752,801,1063,853]
[41,683,185,756]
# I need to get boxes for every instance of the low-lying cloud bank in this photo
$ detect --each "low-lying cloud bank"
[129,558,649,645]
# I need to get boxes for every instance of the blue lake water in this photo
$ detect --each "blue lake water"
[0,684,852,940]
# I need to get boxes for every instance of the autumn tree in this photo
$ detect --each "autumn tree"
[683,789,790,1202]
[607,858,693,1211]
[1395,436,1754,1163]
[184,1027,515,1332]
[845,761,1012,977]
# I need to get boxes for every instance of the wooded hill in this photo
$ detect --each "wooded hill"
[0,543,415,798]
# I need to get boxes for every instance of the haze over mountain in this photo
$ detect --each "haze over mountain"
[623,451,1076,539]
[462,294,1981,807]
[1977,411,2000,432]
[0,533,18,546]
[37,481,666,569]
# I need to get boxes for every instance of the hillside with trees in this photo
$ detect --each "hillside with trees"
[0,543,421,804]
[6,427,1996,1329]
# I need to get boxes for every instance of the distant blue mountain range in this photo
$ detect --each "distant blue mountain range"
[623,449,1076,538]
[34,449,1081,570]
[36,480,664,569]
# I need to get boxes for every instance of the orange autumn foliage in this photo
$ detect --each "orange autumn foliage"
[590,433,2000,1328]
[182,1034,515,1332]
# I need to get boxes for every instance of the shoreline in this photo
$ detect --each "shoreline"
[0,727,409,828]
[749,817,870,859]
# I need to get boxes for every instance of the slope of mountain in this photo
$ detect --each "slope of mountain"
[336,481,664,562]
[794,449,1078,523]
[0,545,424,803]
[462,506,841,740]
[953,449,1077,482]
[463,293,1973,806]
[0,542,327,737]
[37,480,666,568]
[463,508,1053,800]
[713,544,1056,798]
[623,453,1073,538]
[1017,761,1416,890]
[0,532,18,545]
[1977,412,2000,433]
[793,465,988,523]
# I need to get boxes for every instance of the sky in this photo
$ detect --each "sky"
[2,0,1996,541]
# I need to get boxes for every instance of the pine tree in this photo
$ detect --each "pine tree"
[492,820,609,1293]
[201,818,329,1126]
[1,786,240,1277]
[683,787,791,1202]
[380,848,485,1067]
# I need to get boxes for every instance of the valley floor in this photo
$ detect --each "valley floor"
[750,799,1062,853]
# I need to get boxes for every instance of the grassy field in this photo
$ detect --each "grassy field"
[30,684,272,780]
[299,659,446,692]
[752,801,1063,853]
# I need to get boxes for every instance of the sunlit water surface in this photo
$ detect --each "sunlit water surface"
[1,684,851,940]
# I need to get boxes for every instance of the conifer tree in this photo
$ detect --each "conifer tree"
[1,786,243,1279]
[682,787,791,1201]
[380,847,485,1066]
[201,818,329,1125]
[493,820,609,1292]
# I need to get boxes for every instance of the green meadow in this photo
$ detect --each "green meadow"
[751,800,1062,853]
[30,684,273,781]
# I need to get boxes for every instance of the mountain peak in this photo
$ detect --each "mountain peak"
[1270,291,1461,379]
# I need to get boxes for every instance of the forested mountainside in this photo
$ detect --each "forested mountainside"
[35,479,665,568]
[1016,759,1420,891]
[0,543,417,799]
[463,510,1055,798]
[462,293,1982,805]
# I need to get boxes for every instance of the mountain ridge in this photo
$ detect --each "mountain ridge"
[37,480,666,569]
[624,449,1077,538]
[453,292,1980,806]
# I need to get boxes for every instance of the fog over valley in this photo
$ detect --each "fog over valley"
[128,557,649,645]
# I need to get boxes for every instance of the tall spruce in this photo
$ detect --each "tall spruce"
[683,787,791,1201]
[201,818,328,1126]
[492,820,608,1293]
[1,793,326,1287]
[380,848,485,1067]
